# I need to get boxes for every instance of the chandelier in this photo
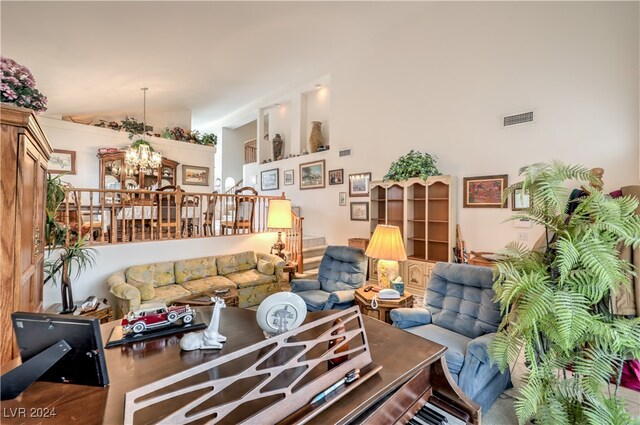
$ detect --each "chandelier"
[125,87,162,172]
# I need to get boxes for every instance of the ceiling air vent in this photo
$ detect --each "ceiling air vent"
[502,110,535,128]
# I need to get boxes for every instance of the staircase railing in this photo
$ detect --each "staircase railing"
[285,210,304,273]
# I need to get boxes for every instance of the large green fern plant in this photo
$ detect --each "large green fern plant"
[489,161,640,425]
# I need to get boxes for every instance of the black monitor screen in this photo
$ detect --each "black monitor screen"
[12,312,109,387]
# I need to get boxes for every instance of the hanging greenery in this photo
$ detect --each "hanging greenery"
[489,161,640,425]
[383,150,439,181]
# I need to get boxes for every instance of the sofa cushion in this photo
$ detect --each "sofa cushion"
[257,259,275,275]
[217,251,257,275]
[405,324,471,377]
[175,256,218,283]
[126,261,175,288]
[226,269,276,289]
[179,276,236,294]
[128,278,155,301]
[151,284,191,303]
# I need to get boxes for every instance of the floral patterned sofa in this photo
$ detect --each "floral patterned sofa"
[107,251,284,318]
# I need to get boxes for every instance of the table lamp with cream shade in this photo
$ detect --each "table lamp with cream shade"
[365,224,407,288]
[267,199,292,260]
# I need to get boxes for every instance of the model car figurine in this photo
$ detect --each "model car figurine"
[121,303,196,334]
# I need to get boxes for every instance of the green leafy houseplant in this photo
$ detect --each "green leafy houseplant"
[383,150,439,181]
[44,174,97,313]
[489,161,640,425]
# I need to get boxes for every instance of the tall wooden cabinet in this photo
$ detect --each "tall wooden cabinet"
[1,104,52,364]
[369,176,456,296]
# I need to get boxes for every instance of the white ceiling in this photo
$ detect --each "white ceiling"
[1,1,428,127]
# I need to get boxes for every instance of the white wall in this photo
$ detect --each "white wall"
[40,117,216,192]
[240,2,639,251]
[221,120,257,189]
[43,233,277,308]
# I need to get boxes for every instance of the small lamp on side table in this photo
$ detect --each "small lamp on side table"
[267,199,292,260]
[365,225,407,288]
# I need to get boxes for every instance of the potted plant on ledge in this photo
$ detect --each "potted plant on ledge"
[489,161,640,424]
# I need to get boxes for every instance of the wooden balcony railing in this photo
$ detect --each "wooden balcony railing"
[285,211,304,273]
[58,187,286,245]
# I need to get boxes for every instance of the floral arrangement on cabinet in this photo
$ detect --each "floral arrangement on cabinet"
[0,56,48,113]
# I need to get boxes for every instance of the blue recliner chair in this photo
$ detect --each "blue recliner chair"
[390,262,511,413]
[290,246,367,311]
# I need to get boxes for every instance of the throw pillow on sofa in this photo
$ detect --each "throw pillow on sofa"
[257,259,275,275]
[128,278,156,301]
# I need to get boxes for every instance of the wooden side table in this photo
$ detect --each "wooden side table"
[354,285,413,324]
[172,288,239,307]
[283,262,298,282]
[45,300,113,324]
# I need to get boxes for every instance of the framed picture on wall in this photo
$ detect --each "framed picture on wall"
[299,160,325,190]
[329,169,344,185]
[182,165,209,186]
[350,202,369,221]
[349,172,371,197]
[463,174,508,208]
[48,149,76,174]
[283,169,294,186]
[512,187,531,211]
[261,168,279,191]
[339,192,347,206]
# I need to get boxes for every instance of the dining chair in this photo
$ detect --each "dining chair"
[220,186,257,235]
[153,185,184,239]
[203,191,218,236]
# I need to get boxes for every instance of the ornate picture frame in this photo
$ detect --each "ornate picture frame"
[261,168,279,191]
[283,169,294,186]
[349,173,372,197]
[463,174,508,208]
[182,165,209,186]
[299,160,325,190]
[48,149,76,174]
[328,169,344,185]
[350,202,369,221]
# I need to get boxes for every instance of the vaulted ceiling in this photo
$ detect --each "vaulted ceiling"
[1,1,428,127]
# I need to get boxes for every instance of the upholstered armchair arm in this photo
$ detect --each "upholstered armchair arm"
[459,332,507,399]
[107,271,141,319]
[290,279,321,293]
[390,307,432,329]
[327,290,355,305]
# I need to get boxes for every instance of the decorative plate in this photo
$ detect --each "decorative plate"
[256,292,307,335]
[104,174,120,189]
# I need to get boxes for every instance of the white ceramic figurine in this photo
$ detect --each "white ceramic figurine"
[180,296,227,351]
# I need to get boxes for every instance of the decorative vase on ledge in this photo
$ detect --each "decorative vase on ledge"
[272,134,283,161]
[309,121,324,153]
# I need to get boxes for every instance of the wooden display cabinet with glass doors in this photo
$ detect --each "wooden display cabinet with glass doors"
[98,151,178,203]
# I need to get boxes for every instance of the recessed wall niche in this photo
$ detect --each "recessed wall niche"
[300,85,330,154]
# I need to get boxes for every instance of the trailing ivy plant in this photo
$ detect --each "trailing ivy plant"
[383,150,439,181]
[489,161,640,425]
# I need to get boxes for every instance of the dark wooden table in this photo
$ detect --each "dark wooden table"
[1,307,447,424]
[171,288,239,307]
